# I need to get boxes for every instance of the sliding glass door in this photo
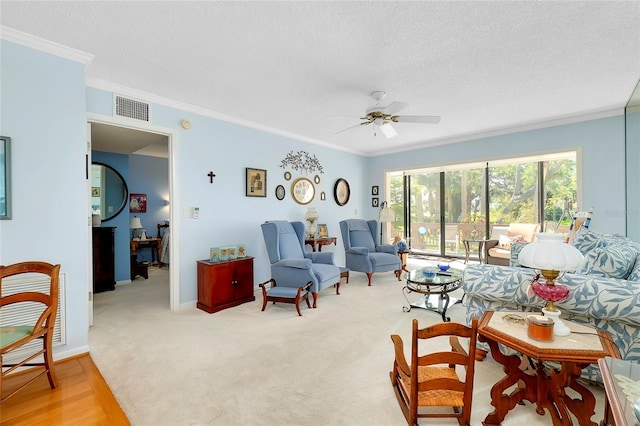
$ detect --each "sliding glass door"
[387,152,577,261]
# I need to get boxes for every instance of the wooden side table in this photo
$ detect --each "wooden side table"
[130,238,162,266]
[304,236,337,252]
[478,310,620,426]
[462,238,489,264]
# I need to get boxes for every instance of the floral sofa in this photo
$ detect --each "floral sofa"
[462,227,640,382]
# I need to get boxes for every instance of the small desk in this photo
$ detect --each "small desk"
[130,238,162,266]
[462,238,489,263]
[598,356,640,426]
[305,237,337,252]
[478,310,620,426]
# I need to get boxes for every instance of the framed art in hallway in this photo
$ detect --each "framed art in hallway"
[246,168,266,197]
[130,193,147,213]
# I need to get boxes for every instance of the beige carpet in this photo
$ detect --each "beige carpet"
[89,258,605,425]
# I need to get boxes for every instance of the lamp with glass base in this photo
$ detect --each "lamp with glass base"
[304,207,319,239]
[517,233,585,336]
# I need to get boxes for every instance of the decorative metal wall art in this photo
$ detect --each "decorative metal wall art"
[280,150,324,175]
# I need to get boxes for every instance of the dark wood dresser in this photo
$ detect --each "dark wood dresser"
[92,226,116,293]
[197,257,255,313]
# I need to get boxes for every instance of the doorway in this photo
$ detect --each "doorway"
[87,115,179,318]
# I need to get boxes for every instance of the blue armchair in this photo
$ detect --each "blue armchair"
[261,221,341,308]
[339,219,402,286]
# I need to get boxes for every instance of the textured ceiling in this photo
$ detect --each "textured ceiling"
[2,1,639,155]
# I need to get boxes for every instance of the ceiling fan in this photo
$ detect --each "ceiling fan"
[334,91,441,138]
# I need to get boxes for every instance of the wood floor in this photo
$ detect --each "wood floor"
[1,353,129,425]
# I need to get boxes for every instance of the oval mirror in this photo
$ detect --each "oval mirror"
[91,162,128,221]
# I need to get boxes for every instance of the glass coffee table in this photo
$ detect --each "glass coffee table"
[402,267,463,322]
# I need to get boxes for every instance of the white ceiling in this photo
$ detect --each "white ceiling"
[2,1,639,156]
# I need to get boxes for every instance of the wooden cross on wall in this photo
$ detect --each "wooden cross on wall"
[208,171,216,183]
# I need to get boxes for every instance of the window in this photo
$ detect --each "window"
[386,151,577,260]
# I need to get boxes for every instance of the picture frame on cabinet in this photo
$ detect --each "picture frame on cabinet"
[237,244,247,258]
[318,224,328,238]
[246,168,267,197]
[227,246,238,260]
[209,247,220,263]
[219,247,230,262]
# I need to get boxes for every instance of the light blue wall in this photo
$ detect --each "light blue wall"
[87,89,369,305]
[366,116,627,236]
[0,40,90,357]
[626,107,640,239]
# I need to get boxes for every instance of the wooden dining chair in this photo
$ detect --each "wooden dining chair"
[1,261,61,402]
[390,317,478,425]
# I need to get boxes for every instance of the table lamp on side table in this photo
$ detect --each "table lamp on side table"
[130,216,143,240]
[517,232,585,336]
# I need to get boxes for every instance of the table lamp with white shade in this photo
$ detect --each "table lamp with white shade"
[518,232,585,336]
[130,216,143,240]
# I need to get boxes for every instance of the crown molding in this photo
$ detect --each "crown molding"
[86,77,360,155]
[0,26,94,65]
[87,77,623,158]
[371,108,625,157]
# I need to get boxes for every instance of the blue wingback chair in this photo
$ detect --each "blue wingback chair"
[261,220,341,307]
[339,219,402,286]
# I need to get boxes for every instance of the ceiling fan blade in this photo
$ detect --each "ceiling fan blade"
[379,122,398,138]
[382,101,409,116]
[393,115,441,124]
[334,122,367,135]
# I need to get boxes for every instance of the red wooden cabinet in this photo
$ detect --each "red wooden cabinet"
[197,257,255,313]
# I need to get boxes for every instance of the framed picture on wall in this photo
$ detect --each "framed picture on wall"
[372,186,379,196]
[372,197,379,207]
[130,193,147,213]
[0,136,11,220]
[246,168,267,197]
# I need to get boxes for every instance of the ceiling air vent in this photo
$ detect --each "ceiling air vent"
[114,95,150,122]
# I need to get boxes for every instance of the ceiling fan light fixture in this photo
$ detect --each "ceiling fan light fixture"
[380,122,398,138]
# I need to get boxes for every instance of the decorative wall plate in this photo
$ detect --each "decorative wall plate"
[334,178,350,206]
[275,185,285,200]
[291,177,315,205]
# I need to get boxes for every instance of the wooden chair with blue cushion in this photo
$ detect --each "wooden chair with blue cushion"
[1,261,61,402]
[339,219,402,286]
[259,279,312,316]
[261,220,341,308]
